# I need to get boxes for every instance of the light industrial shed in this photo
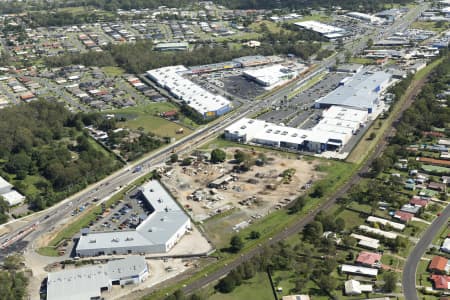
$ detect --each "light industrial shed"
[47,256,148,300]
[146,65,231,118]
[315,71,392,113]
[76,180,191,257]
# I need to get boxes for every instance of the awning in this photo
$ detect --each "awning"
[327,141,342,146]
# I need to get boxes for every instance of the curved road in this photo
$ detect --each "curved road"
[403,204,450,300]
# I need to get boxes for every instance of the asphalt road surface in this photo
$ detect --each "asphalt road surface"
[403,205,450,300]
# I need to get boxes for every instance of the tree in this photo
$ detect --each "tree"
[289,196,306,214]
[303,221,323,244]
[249,231,261,239]
[368,132,377,140]
[335,217,345,232]
[211,148,226,163]
[230,235,244,253]
[382,271,398,292]
[310,185,324,198]
[234,150,250,163]
[181,157,193,166]
[216,274,236,293]
[170,153,178,163]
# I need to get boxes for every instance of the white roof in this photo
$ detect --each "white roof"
[341,264,378,277]
[345,279,373,294]
[359,225,398,239]
[366,216,405,231]
[442,238,450,253]
[76,180,190,254]
[225,117,350,146]
[295,21,345,35]
[243,64,299,87]
[0,176,12,193]
[146,66,230,115]
[1,190,25,206]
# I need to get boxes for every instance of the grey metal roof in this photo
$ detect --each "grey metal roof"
[47,264,109,300]
[315,71,391,110]
[47,256,146,300]
[107,255,147,281]
[0,176,12,194]
[76,180,189,253]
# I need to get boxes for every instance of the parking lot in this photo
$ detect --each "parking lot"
[90,191,150,233]
[257,72,349,128]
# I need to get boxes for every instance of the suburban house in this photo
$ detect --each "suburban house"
[429,256,450,273]
[430,274,450,290]
[394,210,414,223]
[344,279,373,295]
[355,251,382,268]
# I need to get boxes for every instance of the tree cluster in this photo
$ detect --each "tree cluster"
[0,254,28,300]
[0,100,121,214]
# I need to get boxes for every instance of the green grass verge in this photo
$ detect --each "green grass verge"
[102,66,125,77]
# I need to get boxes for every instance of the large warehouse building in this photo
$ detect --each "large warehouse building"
[47,256,148,300]
[224,106,368,153]
[243,64,300,88]
[76,180,191,257]
[146,66,231,118]
[294,21,346,39]
[315,70,392,113]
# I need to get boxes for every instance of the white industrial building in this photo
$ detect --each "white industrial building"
[224,105,367,153]
[76,180,191,257]
[47,256,148,300]
[315,70,392,113]
[146,66,231,118]
[0,176,25,206]
[347,12,385,24]
[243,64,301,89]
[294,21,346,39]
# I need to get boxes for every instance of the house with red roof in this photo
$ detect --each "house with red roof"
[430,274,450,290]
[355,251,382,268]
[429,256,450,273]
[410,196,429,208]
[394,210,414,223]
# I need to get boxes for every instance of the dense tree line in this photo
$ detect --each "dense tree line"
[0,255,28,300]
[28,10,116,27]
[0,0,415,14]
[45,38,321,74]
[0,100,121,213]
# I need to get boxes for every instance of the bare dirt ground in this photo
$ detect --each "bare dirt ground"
[162,148,324,234]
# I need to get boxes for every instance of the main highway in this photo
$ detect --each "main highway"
[0,2,429,297]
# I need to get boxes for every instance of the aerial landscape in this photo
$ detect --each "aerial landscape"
[0,0,449,299]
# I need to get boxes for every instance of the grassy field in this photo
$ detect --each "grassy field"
[347,57,444,164]
[102,66,125,77]
[207,272,274,300]
[106,102,197,138]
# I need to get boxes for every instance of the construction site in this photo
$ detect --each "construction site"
[161,148,325,242]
